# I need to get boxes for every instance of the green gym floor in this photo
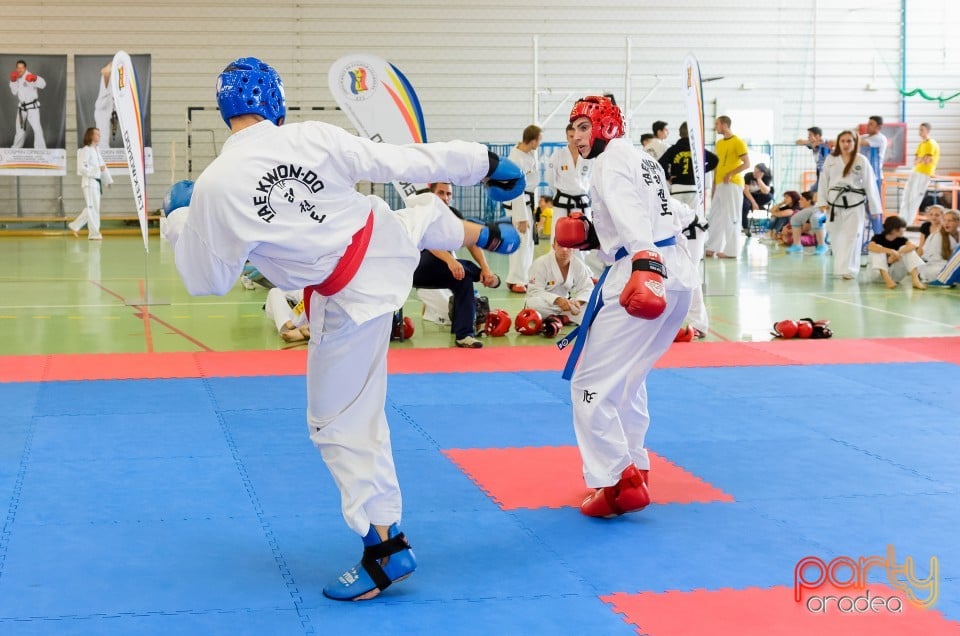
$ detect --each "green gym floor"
[1,233,957,356]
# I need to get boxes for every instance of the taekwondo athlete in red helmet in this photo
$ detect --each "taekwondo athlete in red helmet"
[557,95,698,518]
[161,57,524,602]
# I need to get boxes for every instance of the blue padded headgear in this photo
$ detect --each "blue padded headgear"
[163,180,194,215]
[216,57,286,128]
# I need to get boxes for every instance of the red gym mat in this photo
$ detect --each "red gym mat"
[44,352,201,382]
[443,445,733,510]
[602,585,960,636]
[2,336,959,383]
[656,341,792,368]
[745,338,942,366]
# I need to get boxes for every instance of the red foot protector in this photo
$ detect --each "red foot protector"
[602,585,960,636]
[443,445,733,510]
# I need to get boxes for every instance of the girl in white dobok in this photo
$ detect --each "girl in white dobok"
[69,128,112,240]
[818,130,883,279]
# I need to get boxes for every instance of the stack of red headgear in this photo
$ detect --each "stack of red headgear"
[771,318,832,339]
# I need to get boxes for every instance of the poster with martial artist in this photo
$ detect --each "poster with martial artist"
[0,53,67,176]
[74,53,153,175]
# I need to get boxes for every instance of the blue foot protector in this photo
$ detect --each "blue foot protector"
[323,523,416,601]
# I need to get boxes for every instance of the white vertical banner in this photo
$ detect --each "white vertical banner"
[328,53,428,204]
[110,50,149,251]
[682,54,706,220]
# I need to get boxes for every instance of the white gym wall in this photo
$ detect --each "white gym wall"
[1,0,956,215]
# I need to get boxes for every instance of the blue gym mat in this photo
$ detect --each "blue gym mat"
[1,362,957,634]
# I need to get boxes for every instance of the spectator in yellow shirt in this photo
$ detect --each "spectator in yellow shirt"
[898,122,940,223]
[704,115,750,259]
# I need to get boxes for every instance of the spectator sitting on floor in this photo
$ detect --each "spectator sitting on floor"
[524,238,595,325]
[919,209,960,282]
[765,190,800,241]
[917,204,944,257]
[867,215,926,290]
[264,288,310,342]
[785,190,827,254]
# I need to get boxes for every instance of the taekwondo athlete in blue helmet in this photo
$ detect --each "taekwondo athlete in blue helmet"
[160,57,522,602]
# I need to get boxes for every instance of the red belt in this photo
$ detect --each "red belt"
[303,211,374,320]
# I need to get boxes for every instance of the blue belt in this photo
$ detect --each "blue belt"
[559,237,676,380]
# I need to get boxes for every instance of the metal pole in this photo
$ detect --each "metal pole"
[533,35,540,124]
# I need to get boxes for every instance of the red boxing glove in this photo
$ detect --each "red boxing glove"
[9,71,19,82]
[619,251,667,319]
[25,73,37,82]
[555,211,600,250]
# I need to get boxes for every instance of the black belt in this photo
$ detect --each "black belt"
[508,191,536,213]
[18,99,39,112]
[827,185,866,222]
[553,190,590,211]
[683,218,709,240]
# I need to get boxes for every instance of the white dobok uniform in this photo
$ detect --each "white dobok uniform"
[505,145,539,286]
[571,138,697,488]
[163,120,489,534]
[919,231,960,282]
[819,154,882,278]
[671,189,708,334]
[264,288,307,333]
[69,144,112,239]
[9,70,46,149]
[546,145,591,236]
[525,251,595,324]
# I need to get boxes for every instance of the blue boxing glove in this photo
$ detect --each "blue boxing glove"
[474,218,521,254]
[484,151,525,202]
[871,215,883,235]
[163,179,195,217]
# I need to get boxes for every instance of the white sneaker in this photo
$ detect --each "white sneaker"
[240,275,256,290]
[455,335,483,349]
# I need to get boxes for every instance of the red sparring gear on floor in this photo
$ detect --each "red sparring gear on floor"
[484,309,511,337]
[796,321,814,339]
[515,308,543,335]
[772,319,799,339]
[580,464,651,518]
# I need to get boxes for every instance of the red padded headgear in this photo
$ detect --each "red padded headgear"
[484,309,511,337]
[391,315,415,340]
[515,308,543,336]
[569,96,625,148]
[773,319,799,339]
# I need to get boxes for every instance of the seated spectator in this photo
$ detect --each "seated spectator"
[866,216,926,289]
[917,204,944,257]
[264,288,310,342]
[742,163,774,236]
[524,238,595,325]
[411,182,501,349]
[919,209,960,282]
[765,190,800,241]
[786,190,828,254]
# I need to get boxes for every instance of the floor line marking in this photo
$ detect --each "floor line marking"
[809,293,958,328]
[89,280,215,352]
